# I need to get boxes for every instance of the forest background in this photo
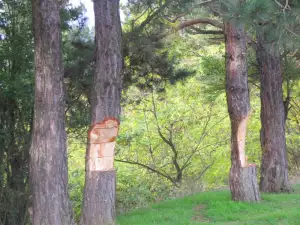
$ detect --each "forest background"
[1,0,300,224]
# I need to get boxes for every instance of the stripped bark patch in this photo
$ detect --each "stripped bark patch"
[88,117,119,171]
[237,115,248,167]
[89,117,119,144]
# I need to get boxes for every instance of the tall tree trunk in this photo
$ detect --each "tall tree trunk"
[256,28,291,193]
[80,0,123,225]
[225,21,260,202]
[29,0,74,224]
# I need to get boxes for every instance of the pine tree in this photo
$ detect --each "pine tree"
[223,0,260,202]
[30,0,74,224]
[80,0,123,224]
[248,0,300,193]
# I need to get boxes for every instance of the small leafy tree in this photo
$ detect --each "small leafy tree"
[117,79,228,187]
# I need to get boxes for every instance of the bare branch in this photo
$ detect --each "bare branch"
[248,79,260,89]
[288,49,298,57]
[132,6,151,24]
[150,91,181,176]
[283,0,290,10]
[189,26,224,35]
[152,17,224,41]
[65,93,82,114]
[194,160,215,181]
[181,114,228,170]
[162,13,185,23]
[286,28,300,38]
[143,109,156,162]
[178,18,223,30]
[115,159,174,183]
[274,0,284,8]
[274,0,290,11]
[193,0,218,7]
[180,106,214,169]
[161,0,217,23]
[137,2,168,31]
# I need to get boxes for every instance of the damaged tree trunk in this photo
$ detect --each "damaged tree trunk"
[256,28,291,193]
[30,0,74,224]
[224,21,260,202]
[80,0,123,225]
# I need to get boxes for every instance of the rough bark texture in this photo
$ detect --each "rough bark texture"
[225,22,260,202]
[80,171,116,225]
[30,0,74,225]
[80,0,122,224]
[230,165,260,202]
[256,28,291,193]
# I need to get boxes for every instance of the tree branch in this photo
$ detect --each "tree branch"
[115,158,174,183]
[161,0,217,23]
[150,92,181,176]
[137,2,168,31]
[181,113,227,170]
[152,17,223,41]
[189,26,224,35]
[143,109,156,162]
[178,18,223,30]
[274,0,290,11]
[194,160,215,181]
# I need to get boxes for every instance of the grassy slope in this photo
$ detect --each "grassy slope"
[117,184,300,225]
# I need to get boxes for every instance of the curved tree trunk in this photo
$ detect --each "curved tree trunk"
[29,0,74,224]
[80,0,123,225]
[224,21,260,202]
[256,29,291,193]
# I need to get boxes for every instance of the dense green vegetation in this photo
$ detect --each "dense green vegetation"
[67,45,262,219]
[118,184,300,225]
[2,0,300,224]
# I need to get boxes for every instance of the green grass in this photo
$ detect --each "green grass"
[117,184,300,225]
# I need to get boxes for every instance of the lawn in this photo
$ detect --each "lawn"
[117,184,300,225]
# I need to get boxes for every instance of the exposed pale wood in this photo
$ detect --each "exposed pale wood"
[224,19,260,202]
[237,116,248,167]
[80,0,122,224]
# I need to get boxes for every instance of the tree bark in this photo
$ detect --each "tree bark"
[224,21,260,202]
[256,28,291,193]
[80,0,123,224]
[29,0,74,224]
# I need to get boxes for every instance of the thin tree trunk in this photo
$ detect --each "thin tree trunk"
[225,21,260,202]
[256,29,291,193]
[29,0,74,224]
[80,0,123,224]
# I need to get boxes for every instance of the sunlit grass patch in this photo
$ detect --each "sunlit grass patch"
[118,184,300,225]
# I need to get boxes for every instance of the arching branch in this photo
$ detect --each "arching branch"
[178,18,223,30]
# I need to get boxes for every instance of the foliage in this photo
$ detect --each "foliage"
[66,5,300,214]
[63,26,94,131]
[118,77,229,186]
[0,0,33,224]
[67,139,84,222]
[2,0,300,223]
[68,77,230,219]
